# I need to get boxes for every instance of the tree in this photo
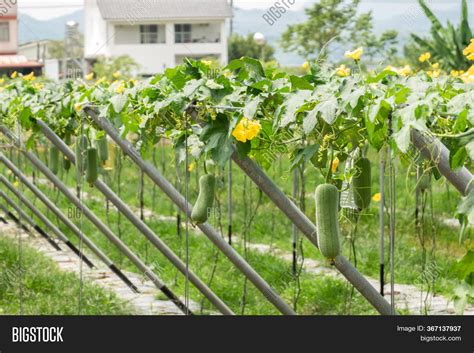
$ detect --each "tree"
[280,0,398,61]
[405,0,472,71]
[228,34,275,62]
[92,55,140,80]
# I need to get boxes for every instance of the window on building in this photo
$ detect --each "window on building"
[175,24,192,43]
[0,22,10,42]
[140,25,159,44]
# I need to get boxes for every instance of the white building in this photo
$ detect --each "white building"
[85,0,233,76]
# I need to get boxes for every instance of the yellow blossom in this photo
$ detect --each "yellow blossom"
[85,72,94,80]
[201,60,213,67]
[384,65,395,72]
[418,52,431,63]
[427,70,441,78]
[22,72,35,81]
[113,71,121,79]
[10,71,17,79]
[13,180,20,188]
[335,64,351,77]
[33,83,44,90]
[460,65,474,83]
[223,70,232,78]
[0,78,4,85]
[232,118,262,143]
[463,38,474,57]
[467,53,474,61]
[96,76,107,85]
[372,193,381,202]
[331,157,340,173]
[345,47,363,61]
[74,103,82,112]
[188,162,196,172]
[302,61,310,70]
[431,62,440,69]
[115,82,125,94]
[398,65,412,77]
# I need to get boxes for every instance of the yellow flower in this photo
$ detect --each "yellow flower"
[85,72,94,81]
[201,60,213,67]
[302,61,310,71]
[74,103,82,112]
[10,71,17,79]
[418,52,431,63]
[427,70,441,78]
[113,71,121,79]
[232,118,262,143]
[398,65,412,77]
[384,65,395,72]
[345,47,364,61]
[13,180,20,188]
[331,157,340,173]
[467,53,474,61]
[96,76,107,85]
[115,82,125,94]
[335,64,351,77]
[223,70,232,78]
[460,65,474,83]
[431,62,440,69]
[22,72,35,81]
[0,78,4,85]
[372,193,381,202]
[33,83,44,90]
[188,162,196,172]
[463,38,474,57]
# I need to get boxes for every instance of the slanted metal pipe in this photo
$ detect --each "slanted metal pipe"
[36,119,233,316]
[0,175,95,268]
[0,131,191,314]
[0,190,62,251]
[411,129,473,196]
[86,108,296,316]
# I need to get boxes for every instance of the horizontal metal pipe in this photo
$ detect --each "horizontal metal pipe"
[37,119,233,316]
[86,108,296,315]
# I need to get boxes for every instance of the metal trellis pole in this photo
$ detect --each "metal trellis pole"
[36,120,233,316]
[85,109,296,316]
[0,175,95,268]
[0,155,136,291]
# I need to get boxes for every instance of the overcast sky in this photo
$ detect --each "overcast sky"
[19,0,311,20]
[18,0,457,20]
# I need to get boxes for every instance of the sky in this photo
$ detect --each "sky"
[19,0,311,20]
[18,0,459,20]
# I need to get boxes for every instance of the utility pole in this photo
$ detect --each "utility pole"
[63,21,84,79]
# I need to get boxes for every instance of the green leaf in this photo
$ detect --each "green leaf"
[315,97,338,125]
[451,251,474,280]
[110,95,128,114]
[244,97,260,119]
[457,190,474,226]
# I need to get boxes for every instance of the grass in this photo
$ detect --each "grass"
[0,143,472,315]
[0,235,131,315]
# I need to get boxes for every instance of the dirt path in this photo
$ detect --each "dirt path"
[0,221,200,316]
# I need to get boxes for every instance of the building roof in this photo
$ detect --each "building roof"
[0,55,43,68]
[97,0,233,21]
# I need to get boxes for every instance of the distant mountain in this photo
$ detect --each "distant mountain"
[18,2,473,64]
[19,11,83,44]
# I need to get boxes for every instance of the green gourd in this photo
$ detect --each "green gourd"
[191,175,216,224]
[353,157,372,210]
[315,184,341,260]
[75,136,89,175]
[63,135,72,171]
[97,135,109,165]
[49,146,60,175]
[86,148,99,187]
